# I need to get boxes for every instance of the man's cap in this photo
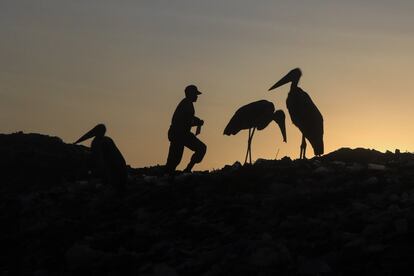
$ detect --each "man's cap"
[185,85,202,96]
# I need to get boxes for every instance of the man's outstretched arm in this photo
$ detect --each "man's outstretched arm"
[191,116,204,127]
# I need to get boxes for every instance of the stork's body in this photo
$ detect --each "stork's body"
[224,100,286,164]
[75,124,127,191]
[269,68,324,159]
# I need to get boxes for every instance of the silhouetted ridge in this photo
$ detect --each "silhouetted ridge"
[322,147,414,164]
[5,154,414,275]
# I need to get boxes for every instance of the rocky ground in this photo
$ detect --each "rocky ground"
[2,133,414,275]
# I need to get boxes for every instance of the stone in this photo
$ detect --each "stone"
[344,238,365,248]
[394,219,408,234]
[347,163,364,173]
[401,192,409,203]
[249,247,280,267]
[153,263,178,276]
[254,158,268,166]
[174,173,191,183]
[364,244,385,253]
[340,232,357,242]
[239,194,255,204]
[362,224,383,237]
[368,163,386,171]
[388,204,401,214]
[389,194,400,203]
[261,233,273,241]
[297,257,332,275]
[65,243,105,269]
[313,166,331,175]
[231,161,242,171]
[143,175,157,183]
[176,208,189,216]
[201,264,222,276]
[352,202,370,212]
[332,161,346,167]
[269,182,292,194]
[363,176,379,186]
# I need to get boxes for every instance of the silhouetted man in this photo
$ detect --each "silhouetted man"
[165,85,207,173]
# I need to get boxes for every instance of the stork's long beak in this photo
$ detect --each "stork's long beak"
[278,120,287,143]
[74,124,106,144]
[268,68,302,91]
[274,110,287,143]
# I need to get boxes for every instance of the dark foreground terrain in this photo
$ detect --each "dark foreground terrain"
[2,133,414,275]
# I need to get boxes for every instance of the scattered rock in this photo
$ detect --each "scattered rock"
[363,244,385,253]
[65,243,106,269]
[249,247,280,267]
[394,219,408,234]
[4,140,414,275]
[368,163,387,171]
[153,263,178,276]
[297,257,332,275]
[352,202,370,212]
[347,163,364,173]
[332,161,346,167]
[313,166,331,175]
[269,182,293,194]
[363,176,379,186]
[389,194,400,203]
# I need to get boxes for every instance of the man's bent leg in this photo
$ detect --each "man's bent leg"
[183,134,207,172]
[165,141,184,174]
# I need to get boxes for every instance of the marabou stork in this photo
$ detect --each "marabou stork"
[269,68,324,159]
[74,124,127,191]
[224,100,287,164]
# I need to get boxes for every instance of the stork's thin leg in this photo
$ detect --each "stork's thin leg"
[244,129,251,164]
[303,139,307,159]
[300,134,307,159]
[249,128,256,164]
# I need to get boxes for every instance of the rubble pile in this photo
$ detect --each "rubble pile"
[2,133,414,275]
[0,132,90,191]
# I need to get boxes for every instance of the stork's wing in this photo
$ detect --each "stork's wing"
[287,88,324,155]
[224,100,274,135]
[101,137,127,170]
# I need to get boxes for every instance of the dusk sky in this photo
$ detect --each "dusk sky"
[1,1,414,170]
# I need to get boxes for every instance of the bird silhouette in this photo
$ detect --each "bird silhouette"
[224,100,287,164]
[269,68,324,159]
[74,124,127,191]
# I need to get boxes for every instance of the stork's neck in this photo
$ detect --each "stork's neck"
[91,135,104,146]
[290,74,300,90]
[290,82,299,92]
